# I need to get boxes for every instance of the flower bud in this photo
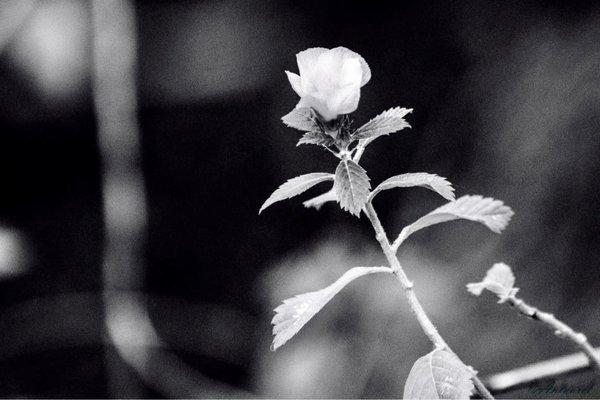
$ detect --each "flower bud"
[285,47,371,121]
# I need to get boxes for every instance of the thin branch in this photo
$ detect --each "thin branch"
[484,346,600,394]
[363,202,494,399]
[505,295,600,370]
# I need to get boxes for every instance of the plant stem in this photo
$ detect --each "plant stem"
[352,138,373,163]
[363,201,494,399]
[506,296,600,370]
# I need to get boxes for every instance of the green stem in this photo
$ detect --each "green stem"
[363,201,494,399]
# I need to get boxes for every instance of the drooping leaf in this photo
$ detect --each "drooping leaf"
[333,158,371,216]
[403,349,475,400]
[259,173,334,214]
[352,107,412,141]
[297,130,335,147]
[467,262,518,303]
[392,195,514,250]
[271,266,391,351]
[370,173,455,201]
[281,107,319,132]
[303,188,337,210]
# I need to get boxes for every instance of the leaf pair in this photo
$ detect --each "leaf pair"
[262,171,456,216]
[282,106,412,150]
[332,168,457,218]
[258,158,371,217]
[303,172,455,211]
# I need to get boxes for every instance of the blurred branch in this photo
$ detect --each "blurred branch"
[0,292,256,366]
[484,347,600,394]
[0,0,38,53]
[91,1,253,397]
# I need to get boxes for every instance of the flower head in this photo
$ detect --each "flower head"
[285,47,371,122]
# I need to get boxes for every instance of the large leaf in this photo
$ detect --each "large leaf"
[281,107,319,132]
[303,188,337,210]
[392,195,514,250]
[467,262,518,303]
[333,158,371,216]
[403,349,475,400]
[271,266,391,351]
[297,130,335,147]
[352,107,412,141]
[259,173,334,214]
[370,173,455,201]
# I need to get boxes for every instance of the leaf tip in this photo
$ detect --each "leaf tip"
[258,201,269,215]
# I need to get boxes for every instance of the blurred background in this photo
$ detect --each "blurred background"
[0,0,599,398]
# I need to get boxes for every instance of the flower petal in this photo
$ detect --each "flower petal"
[285,71,303,97]
[313,49,345,99]
[339,57,363,87]
[329,46,371,86]
[327,83,360,116]
[299,95,337,121]
[296,47,328,79]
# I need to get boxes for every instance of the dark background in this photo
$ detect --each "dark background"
[0,0,599,397]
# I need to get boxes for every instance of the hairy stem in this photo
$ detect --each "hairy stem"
[506,296,600,370]
[352,138,373,163]
[363,201,494,399]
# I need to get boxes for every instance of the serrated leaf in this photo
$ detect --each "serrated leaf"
[370,173,455,201]
[271,266,391,351]
[303,188,337,210]
[281,107,318,132]
[297,130,335,147]
[333,158,371,216]
[467,262,518,303]
[259,173,334,214]
[392,195,514,250]
[404,349,475,400]
[352,107,412,141]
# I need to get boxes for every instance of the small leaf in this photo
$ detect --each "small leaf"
[297,130,335,147]
[467,262,518,303]
[281,107,318,132]
[403,349,475,400]
[259,173,334,214]
[271,266,391,351]
[333,158,371,216]
[393,195,514,249]
[370,173,455,201]
[303,188,337,210]
[352,107,412,141]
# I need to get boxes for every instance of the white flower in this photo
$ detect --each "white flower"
[285,47,371,122]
